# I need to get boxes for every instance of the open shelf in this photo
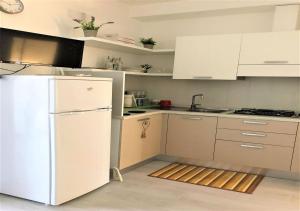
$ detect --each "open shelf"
[76,37,175,55]
[76,68,173,77]
[125,71,173,77]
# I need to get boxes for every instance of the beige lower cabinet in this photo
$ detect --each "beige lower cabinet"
[218,117,298,134]
[291,133,300,173]
[166,114,217,161]
[214,140,294,171]
[215,117,298,171]
[119,114,163,170]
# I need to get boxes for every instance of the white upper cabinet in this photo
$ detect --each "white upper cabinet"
[239,31,300,65]
[173,34,242,80]
[238,31,300,77]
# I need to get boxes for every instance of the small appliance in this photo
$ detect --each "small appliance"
[124,94,137,108]
[159,100,172,110]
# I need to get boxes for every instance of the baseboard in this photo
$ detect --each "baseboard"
[119,157,157,175]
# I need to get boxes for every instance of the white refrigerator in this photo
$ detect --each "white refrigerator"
[0,75,112,205]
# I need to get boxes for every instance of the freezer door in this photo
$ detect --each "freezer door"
[49,79,112,113]
[50,109,111,205]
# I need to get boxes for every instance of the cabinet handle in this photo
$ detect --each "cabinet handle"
[241,132,266,137]
[183,117,203,120]
[243,120,267,125]
[193,76,213,79]
[240,144,264,149]
[138,118,150,122]
[264,60,289,64]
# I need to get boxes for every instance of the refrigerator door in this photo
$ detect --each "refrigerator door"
[49,79,112,113]
[50,109,111,205]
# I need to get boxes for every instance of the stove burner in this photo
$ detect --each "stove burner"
[234,108,296,117]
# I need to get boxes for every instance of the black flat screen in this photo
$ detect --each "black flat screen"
[0,28,84,68]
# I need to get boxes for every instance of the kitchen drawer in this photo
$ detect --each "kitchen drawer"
[216,129,296,147]
[214,140,293,171]
[49,79,112,113]
[218,117,298,135]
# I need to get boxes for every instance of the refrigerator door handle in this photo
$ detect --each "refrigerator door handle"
[96,108,112,112]
[57,111,86,116]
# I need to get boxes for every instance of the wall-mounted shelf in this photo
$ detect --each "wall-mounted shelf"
[76,37,175,55]
[72,68,173,77]
[125,71,173,77]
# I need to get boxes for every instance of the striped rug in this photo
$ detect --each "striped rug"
[149,163,264,194]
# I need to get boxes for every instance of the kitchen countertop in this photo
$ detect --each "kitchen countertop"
[120,107,300,123]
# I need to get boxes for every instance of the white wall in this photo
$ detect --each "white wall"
[0,0,140,39]
[126,5,300,111]
[1,1,300,111]
[126,76,300,111]
[0,0,143,71]
[140,7,274,48]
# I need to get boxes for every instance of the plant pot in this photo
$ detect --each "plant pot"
[143,44,154,49]
[83,29,98,37]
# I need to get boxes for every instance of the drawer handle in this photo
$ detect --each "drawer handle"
[183,117,203,120]
[193,76,213,79]
[240,144,264,149]
[241,132,266,137]
[243,120,267,125]
[138,118,150,122]
[264,60,289,64]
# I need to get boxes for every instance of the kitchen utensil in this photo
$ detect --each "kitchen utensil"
[124,94,137,108]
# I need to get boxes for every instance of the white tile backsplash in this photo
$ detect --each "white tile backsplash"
[125,76,300,112]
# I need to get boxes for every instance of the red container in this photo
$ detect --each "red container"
[159,100,172,110]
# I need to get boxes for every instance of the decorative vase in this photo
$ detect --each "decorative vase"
[143,44,154,49]
[83,29,98,37]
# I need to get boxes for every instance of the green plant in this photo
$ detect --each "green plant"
[140,37,156,45]
[141,64,152,73]
[73,16,114,30]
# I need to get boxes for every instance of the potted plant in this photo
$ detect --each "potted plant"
[73,16,114,37]
[141,64,152,73]
[140,38,156,49]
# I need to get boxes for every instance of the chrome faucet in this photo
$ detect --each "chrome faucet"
[190,94,204,111]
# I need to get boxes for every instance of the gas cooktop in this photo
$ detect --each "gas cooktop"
[234,108,297,118]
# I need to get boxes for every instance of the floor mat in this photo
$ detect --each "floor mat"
[149,163,264,194]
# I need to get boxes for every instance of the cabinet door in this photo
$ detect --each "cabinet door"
[173,34,241,80]
[291,133,300,173]
[119,114,162,170]
[141,114,163,160]
[239,31,300,65]
[166,115,217,161]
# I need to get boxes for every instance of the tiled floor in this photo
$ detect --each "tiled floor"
[1,161,299,211]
